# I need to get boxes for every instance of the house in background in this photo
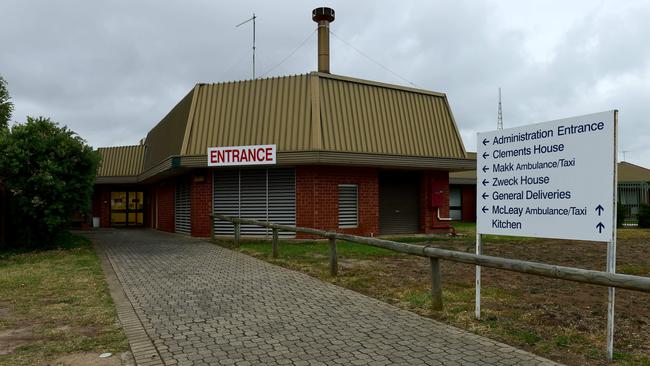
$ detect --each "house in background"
[618,161,650,225]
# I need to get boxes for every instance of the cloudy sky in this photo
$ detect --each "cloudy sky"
[2,0,649,167]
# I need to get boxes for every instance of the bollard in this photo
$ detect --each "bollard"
[234,223,241,247]
[430,257,443,311]
[329,237,338,276]
[272,228,279,258]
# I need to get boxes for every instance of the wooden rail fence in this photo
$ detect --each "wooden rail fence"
[211,214,650,311]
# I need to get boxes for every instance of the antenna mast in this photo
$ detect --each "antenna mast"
[236,13,257,79]
[497,87,503,130]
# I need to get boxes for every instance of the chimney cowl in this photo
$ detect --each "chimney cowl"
[312,7,335,22]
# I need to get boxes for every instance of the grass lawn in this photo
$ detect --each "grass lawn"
[0,235,128,366]
[222,224,650,366]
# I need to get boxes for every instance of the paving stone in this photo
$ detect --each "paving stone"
[88,229,562,366]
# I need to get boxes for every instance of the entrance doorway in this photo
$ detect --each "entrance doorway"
[379,172,420,235]
[110,191,144,227]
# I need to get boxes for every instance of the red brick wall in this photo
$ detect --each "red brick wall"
[419,171,451,233]
[154,182,175,232]
[190,170,212,237]
[296,166,379,238]
[92,186,111,228]
[461,185,476,222]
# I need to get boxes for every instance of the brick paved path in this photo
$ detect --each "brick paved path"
[90,229,559,366]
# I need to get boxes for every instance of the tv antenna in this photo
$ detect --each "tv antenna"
[236,13,256,79]
[497,87,503,130]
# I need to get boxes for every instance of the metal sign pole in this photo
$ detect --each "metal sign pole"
[475,232,482,319]
[606,111,619,361]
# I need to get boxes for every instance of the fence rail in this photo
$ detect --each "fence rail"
[212,214,650,310]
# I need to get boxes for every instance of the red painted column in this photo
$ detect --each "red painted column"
[191,170,213,237]
[420,170,451,233]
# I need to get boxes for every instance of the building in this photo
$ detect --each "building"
[92,8,475,238]
[618,161,650,225]
[450,156,650,224]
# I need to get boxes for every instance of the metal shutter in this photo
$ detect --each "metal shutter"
[174,179,191,234]
[212,168,296,238]
[379,172,420,235]
[213,170,239,235]
[268,168,296,238]
[240,169,268,236]
[338,184,358,228]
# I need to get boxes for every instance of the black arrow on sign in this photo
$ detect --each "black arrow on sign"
[482,152,489,159]
[482,179,489,186]
[482,165,489,173]
[482,138,490,146]
[482,206,489,213]
[595,204,604,216]
[596,222,605,233]
[482,192,489,199]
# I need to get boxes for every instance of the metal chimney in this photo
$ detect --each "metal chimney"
[312,7,335,73]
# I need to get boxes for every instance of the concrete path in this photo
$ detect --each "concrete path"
[88,229,559,366]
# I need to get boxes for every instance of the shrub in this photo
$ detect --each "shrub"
[639,204,650,228]
[0,117,100,248]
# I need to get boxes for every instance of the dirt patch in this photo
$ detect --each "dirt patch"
[54,325,103,338]
[43,351,133,366]
[0,326,40,355]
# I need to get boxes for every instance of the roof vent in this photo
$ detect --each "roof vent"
[312,7,335,73]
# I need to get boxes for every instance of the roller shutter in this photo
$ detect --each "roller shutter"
[213,168,295,238]
[174,179,191,234]
[213,170,239,236]
[379,172,420,235]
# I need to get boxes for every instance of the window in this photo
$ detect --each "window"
[338,184,358,228]
[449,185,462,221]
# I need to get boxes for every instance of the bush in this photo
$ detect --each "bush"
[617,203,627,228]
[639,204,650,228]
[0,117,100,248]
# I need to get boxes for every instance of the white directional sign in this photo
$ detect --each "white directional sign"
[476,111,617,242]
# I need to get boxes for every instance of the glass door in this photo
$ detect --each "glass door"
[111,191,144,227]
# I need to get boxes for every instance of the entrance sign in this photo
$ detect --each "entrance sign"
[208,144,276,167]
[476,111,616,241]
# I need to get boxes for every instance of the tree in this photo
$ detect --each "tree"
[0,117,100,247]
[0,76,12,130]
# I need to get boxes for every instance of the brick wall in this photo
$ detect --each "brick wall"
[419,170,452,233]
[296,166,379,239]
[92,185,111,228]
[461,185,477,222]
[154,181,175,232]
[190,170,213,237]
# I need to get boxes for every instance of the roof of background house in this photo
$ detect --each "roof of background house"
[618,161,650,183]
[97,145,145,178]
[97,72,474,182]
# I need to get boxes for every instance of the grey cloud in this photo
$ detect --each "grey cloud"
[1,0,649,167]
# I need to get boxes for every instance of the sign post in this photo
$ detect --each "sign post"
[475,110,618,359]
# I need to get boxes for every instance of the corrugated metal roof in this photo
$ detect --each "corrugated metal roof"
[143,89,195,171]
[319,74,465,157]
[100,72,470,181]
[619,161,650,182]
[182,75,312,155]
[97,145,145,177]
[178,72,466,159]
